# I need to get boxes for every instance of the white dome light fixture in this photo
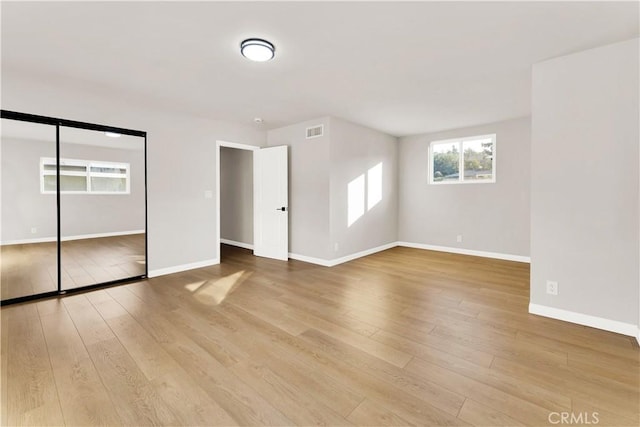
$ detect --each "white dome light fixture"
[240,38,275,62]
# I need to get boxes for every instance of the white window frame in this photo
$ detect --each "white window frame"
[429,133,496,185]
[40,157,131,194]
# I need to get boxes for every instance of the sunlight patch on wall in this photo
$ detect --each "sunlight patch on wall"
[348,174,365,227]
[347,162,383,228]
[367,162,382,210]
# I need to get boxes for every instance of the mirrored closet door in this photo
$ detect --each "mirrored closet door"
[0,110,147,305]
[59,127,146,291]
[1,118,58,300]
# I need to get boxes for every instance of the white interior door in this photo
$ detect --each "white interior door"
[254,145,288,260]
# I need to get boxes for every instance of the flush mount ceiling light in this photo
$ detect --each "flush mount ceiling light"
[240,38,275,62]
[104,131,121,138]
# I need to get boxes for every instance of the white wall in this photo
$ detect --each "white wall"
[220,147,253,245]
[267,116,398,262]
[267,117,332,260]
[531,38,639,330]
[329,117,398,258]
[1,70,266,273]
[398,117,531,258]
[1,135,145,243]
[1,129,56,243]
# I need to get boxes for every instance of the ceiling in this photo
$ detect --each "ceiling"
[1,1,638,137]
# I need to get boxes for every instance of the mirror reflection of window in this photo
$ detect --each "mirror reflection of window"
[40,158,130,194]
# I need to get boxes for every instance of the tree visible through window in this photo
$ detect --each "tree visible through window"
[430,134,495,184]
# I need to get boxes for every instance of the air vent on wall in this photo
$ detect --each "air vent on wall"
[306,125,324,139]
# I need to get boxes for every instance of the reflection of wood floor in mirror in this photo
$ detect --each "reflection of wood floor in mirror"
[1,234,145,300]
[1,244,638,426]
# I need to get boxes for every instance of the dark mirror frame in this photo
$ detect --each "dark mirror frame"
[0,110,148,305]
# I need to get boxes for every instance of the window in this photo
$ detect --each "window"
[429,134,495,184]
[40,158,130,194]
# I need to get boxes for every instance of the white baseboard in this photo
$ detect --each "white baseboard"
[289,242,398,267]
[149,241,395,277]
[326,242,398,267]
[63,230,145,242]
[288,253,333,267]
[220,238,254,250]
[397,241,530,263]
[148,258,219,278]
[289,241,528,268]
[529,303,639,338]
[1,229,145,246]
[2,236,59,245]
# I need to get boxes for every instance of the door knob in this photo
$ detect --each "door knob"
[276,207,287,211]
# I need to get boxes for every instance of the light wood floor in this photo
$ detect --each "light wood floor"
[1,245,638,426]
[1,234,145,301]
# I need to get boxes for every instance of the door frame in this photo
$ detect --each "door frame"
[215,140,259,259]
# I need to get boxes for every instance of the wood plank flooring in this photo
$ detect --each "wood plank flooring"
[1,244,638,426]
[1,234,145,300]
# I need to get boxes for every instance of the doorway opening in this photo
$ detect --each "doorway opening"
[216,141,258,261]
[216,140,289,263]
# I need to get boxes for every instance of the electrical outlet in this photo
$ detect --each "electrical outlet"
[456,235,463,243]
[204,190,213,199]
[546,280,558,296]
[31,227,37,234]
